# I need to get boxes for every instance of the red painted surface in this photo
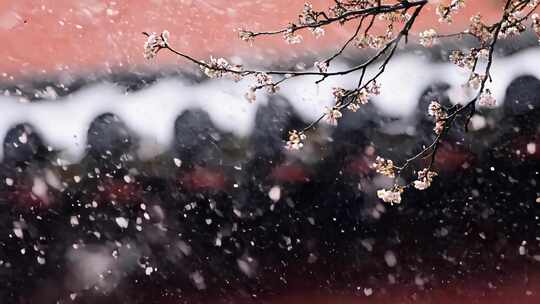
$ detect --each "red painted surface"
[1,0,505,78]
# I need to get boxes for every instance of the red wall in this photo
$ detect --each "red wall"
[0,0,505,78]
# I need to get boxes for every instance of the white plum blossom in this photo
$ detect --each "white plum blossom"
[356,88,370,104]
[311,27,325,38]
[332,87,346,102]
[285,130,307,150]
[314,60,328,73]
[324,106,343,126]
[255,72,279,94]
[467,73,485,89]
[299,3,317,25]
[372,156,395,178]
[366,81,381,96]
[428,101,442,117]
[427,100,447,135]
[434,120,446,135]
[449,50,476,70]
[377,187,403,205]
[347,102,360,112]
[198,56,244,80]
[436,0,465,23]
[413,169,438,190]
[499,12,526,39]
[478,89,496,107]
[347,88,371,112]
[284,28,303,44]
[143,30,169,60]
[238,29,255,42]
[468,14,492,43]
[201,57,232,78]
[419,29,437,47]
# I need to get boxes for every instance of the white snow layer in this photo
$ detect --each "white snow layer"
[0,49,539,163]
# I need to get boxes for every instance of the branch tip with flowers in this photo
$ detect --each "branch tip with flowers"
[142,0,540,204]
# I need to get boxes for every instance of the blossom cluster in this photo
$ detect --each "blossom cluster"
[419,29,438,48]
[329,0,380,19]
[366,81,381,96]
[238,29,255,43]
[332,87,346,103]
[436,0,465,23]
[478,89,496,107]
[447,47,495,103]
[285,130,307,150]
[428,100,448,135]
[413,169,438,190]
[352,81,380,111]
[468,14,493,43]
[499,13,526,39]
[314,60,329,73]
[379,11,410,24]
[325,81,380,125]
[310,27,325,39]
[377,186,403,205]
[449,50,477,70]
[256,73,279,94]
[299,3,318,26]
[467,73,486,90]
[373,164,439,204]
[297,3,326,38]
[200,57,242,80]
[354,31,393,49]
[329,4,346,19]
[372,156,395,178]
[353,10,412,49]
[284,26,303,44]
[324,106,343,126]
[143,31,169,60]
[244,73,280,103]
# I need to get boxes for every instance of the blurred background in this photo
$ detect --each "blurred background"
[1,1,540,303]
